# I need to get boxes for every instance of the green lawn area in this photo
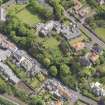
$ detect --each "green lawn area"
[7,4,41,25]
[36,36,60,48]
[43,37,60,48]
[30,78,41,89]
[95,28,105,41]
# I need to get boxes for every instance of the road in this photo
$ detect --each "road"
[64,11,105,49]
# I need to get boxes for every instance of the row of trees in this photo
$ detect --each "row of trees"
[29,0,53,20]
[47,0,64,19]
[1,15,36,49]
[0,0,8,5]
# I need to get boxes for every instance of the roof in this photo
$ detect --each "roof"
[92,44,102,54]
[0,7,6,21]
[72,42,85,51]
[89,52,99,63]
[0,62,20,84]
[16,0,28,4]
[74,0,82,11]
[80,57,91,67]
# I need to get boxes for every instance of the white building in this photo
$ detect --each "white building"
[97,0,105,5]
[90,82,105,96]
[0,7,6,21]
[0,62,20,84]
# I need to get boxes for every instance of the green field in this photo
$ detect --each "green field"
[95,28,105,41]
[7,4,41,25]
[36,36,60,48]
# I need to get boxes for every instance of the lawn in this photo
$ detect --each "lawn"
[43,37,60,48]
[7,4,41,25]
[30,78,41,89]
[36,36,60,48]
[95,28,105,42]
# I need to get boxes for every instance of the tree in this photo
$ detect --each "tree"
[0,0,3,5]
[49,66,58,77]
[29,96,45,105]
[29,0,53,19]
[43,58,51,67]
[60,64,70,77]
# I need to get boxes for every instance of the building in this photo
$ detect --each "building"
[80,57,92,68]
[16,0,29,4]
[36,21,55,37]
[0,62,20,84]
[0,7,6,21]
[71,42,85,51]
[89,52,99,63]
[73,0,82,13]
[36,21,81,40]
[97,0,105,5]
[91,44,103,55]
[61,24,81,40]
[78,7,90,18]
[90,82,105,96]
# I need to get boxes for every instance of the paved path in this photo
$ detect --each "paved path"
[64,11,105,49]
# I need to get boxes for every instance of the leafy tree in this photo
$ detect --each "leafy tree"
[43,58,51,67]
[0,0,3,5]
[49,66,58,77]
[29,0,53,19]
[60,64,70,77]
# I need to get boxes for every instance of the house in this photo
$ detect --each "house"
[97,0,105,5]
[27,64,40,77]
[0,49,11,62]
[80,57,92,68]
[89,52,99,63]
[0,62,20,84]
[78,7,90,18]
[91,44,103,55]
[0,34,17,52]
[73,0,82,13]
[16,0,29,4]
[71,42,85,51]
[0,7,6,21]
[36,21,81,40]
[61,23,81,40]
[90,82,105,96]
[20,57,33,71]
[37,21,55,37]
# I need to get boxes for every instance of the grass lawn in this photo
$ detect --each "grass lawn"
[36,36,60,48]
[7,4,41,25]
[30,78,41,89]
[95,28,105,41]
[43,37,60,48]
[0,77,6,86]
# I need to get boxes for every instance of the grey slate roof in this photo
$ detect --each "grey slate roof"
[0,62,20,84]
